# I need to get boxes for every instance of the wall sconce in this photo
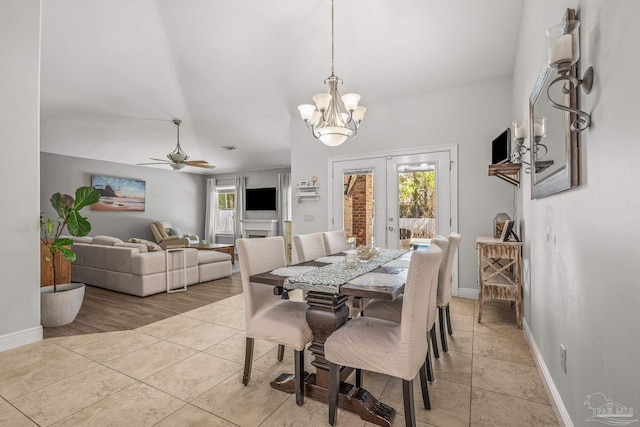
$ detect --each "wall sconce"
[511,118,548,173]
[546,16,594,132]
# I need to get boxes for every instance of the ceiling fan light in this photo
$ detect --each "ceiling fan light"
[171,163,186,170]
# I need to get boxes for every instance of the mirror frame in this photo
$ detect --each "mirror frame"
[529,8,580,199]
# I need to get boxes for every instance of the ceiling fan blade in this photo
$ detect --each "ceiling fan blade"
[137,162,171,166]
[189,163,216,169]
[149,158,171,162]
[184,160,209,165]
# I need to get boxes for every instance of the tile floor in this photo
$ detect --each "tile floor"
[0,296,561,426]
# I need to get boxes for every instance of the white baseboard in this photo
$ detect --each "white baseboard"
[0,326,43,352]
[522,319,573,427]
[456,287,479,299]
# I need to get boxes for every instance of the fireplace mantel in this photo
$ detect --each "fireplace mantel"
[240,219,278,238]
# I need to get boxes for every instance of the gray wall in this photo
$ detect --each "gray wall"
[513,1,640,424]
[40,152,206,242]
[291,76,516,294]
[0,0,42,349]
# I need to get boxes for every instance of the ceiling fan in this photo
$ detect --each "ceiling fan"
[137,119,215,171]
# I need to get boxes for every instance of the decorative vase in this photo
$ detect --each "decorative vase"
[40,283,85,327]
[493,213,511,238]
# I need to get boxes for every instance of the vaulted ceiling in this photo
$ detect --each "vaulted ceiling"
[40,0,523,174]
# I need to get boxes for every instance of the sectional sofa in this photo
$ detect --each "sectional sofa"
[69,235,232,297]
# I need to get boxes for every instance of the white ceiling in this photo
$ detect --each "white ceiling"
[40,0,523,174]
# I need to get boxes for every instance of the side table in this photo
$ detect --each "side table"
[476,236,523,328]
[166,248,187,293]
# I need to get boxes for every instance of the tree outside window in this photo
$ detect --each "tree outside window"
[216,191,235,234]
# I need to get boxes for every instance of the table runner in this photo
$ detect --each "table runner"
[284,249,408,294]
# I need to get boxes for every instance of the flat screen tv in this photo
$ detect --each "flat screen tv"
[491,128,511,164]
[245,187,277,211]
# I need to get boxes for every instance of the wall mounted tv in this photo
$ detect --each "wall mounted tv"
[491,128,512,164]
[245,187,277,211]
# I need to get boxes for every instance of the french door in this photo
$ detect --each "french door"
[330,146,457,291]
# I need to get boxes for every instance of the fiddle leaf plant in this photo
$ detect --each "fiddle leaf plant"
[40,186,101,292]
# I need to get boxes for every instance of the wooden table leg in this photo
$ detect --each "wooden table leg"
[270,291,396,427]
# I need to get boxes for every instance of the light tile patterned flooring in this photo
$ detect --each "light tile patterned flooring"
[0,296,561,426]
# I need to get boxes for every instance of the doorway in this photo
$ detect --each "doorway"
[329,146,458,292]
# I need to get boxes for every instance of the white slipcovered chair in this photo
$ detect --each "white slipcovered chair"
[292,232,326,263]
[325,246,442,426]
[364,235,449,384]
[237,236,313,405]
[437,233,462,353]
[322,230,349,255]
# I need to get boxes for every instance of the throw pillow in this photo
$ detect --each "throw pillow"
[93,235,124,246]
[128,237,162,252]
[168,228,184,238]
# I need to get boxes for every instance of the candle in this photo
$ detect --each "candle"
[515,125,526,139]
[345,253,357,267]
[549,34,573,65]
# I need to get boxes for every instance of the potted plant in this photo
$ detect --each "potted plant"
[40,186,100,327]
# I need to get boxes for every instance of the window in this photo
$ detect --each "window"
[216,187,235,234]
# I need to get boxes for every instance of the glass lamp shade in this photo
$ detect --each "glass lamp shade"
[313,93,332,111]
[298,104,316,120]
[317,127,351,146]
[171,163,186,171]
[352,106,366,123]
[309,110,321,126]
[168,152,188,162]
[341,93,360,111]
[512,121,527,140]
[546,20,580,69]
[534,116,547,138]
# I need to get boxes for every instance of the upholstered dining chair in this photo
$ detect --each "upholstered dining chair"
[364,235,449,384]
[437,233,462,353]
[322,230,349,255]
[292,232,326,263]
[325,246,442,427]
[237,236,313,406]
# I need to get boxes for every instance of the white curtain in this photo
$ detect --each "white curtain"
[204,178,216,243]
[277,172,291,236]
[234,176,246,240]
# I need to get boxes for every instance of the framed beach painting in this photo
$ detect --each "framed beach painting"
[91,175,146,211]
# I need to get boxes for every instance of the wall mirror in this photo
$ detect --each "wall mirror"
[529,9,579,199]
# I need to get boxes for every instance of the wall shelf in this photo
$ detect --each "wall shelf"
[488,163,522,186]
[296,185,319,202]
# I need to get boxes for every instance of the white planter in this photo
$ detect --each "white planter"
[41,283,85,327]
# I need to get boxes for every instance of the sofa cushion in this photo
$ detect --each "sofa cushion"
[197,250,232,264]
[115,242,148,253]
[128,238,162,252]
[93,236,124,246]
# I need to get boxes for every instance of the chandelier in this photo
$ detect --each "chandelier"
[297,0,366,147]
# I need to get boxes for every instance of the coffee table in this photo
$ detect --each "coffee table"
[194,243,235,264]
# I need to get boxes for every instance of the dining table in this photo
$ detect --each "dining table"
[249,248,411,427]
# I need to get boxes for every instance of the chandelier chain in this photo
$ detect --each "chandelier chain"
[331,0,334,75]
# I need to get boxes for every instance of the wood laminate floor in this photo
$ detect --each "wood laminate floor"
[43,272,244,339]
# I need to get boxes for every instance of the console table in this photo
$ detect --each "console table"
[476,236,523,328]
